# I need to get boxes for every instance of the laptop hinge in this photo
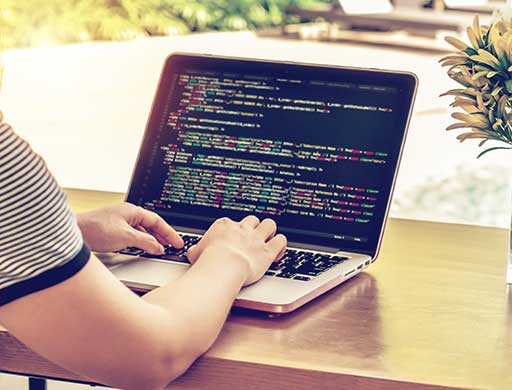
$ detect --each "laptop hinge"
[175,227,342,254]
[174,226,207,236]
[279,241,341,254]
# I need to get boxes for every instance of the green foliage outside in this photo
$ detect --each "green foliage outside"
[0,0,329,49]
[393,162,510,227]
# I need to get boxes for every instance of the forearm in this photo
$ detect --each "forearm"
[0,251,245,390]
[0,205,278,389]
[143,246,247,360]
[75,212,96,248]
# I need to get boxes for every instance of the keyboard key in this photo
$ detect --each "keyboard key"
[141,252,189,264]
[280,254,295,262]
[276,272,295,279]
[294,264,325,276]
[140,252,164,259]
[269,262,284,271]
[182,234,200,245]
[119,247,144,256]
[287,262,303,270]
[293,275,312,281]
[164,246,186,256]
[265,271,277,276]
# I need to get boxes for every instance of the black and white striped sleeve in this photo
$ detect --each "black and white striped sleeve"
[0,122,90,306]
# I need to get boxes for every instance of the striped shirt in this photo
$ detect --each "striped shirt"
[0,122,90,306]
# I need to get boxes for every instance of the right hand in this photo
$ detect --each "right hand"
[77,203,184,255]
[187,216,287,286]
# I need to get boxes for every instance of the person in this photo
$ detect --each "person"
[0,114,287,390]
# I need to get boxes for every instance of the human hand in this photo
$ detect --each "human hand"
[76,203,184,254]
[187,216,287,286]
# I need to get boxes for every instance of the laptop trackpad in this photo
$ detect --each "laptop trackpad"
[112,259,189,288]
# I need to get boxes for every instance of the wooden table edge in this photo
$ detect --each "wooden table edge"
[0,330,468,390]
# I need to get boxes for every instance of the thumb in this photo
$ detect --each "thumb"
[187,244,201,263]
[131,229,164,255]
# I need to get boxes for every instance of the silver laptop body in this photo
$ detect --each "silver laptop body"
[102,53,417,313]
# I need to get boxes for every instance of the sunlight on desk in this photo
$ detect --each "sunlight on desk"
[1,189,510,390]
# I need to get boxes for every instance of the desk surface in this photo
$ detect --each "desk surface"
[1,189,511,390]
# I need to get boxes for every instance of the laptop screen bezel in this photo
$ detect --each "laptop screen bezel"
[126,53,417,258]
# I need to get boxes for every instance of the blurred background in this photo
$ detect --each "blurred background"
[0,0,512,384]
[0,3,510,389]
[0,0,511,233]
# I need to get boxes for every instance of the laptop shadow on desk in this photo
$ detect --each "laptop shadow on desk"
[231,272,379,322]
[230,272,383,365]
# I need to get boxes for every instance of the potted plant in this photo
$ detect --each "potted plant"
[441,9,512,282]
[441,12,512,158]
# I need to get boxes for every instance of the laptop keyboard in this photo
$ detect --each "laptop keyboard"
[117,234,349,282]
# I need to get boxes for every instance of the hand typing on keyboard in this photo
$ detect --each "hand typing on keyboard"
[76,203,184,254]
[188,216,287,286]
[117,214,350,282]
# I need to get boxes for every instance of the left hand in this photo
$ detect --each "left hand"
[76,203,184,254]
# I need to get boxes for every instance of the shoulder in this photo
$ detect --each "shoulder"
[0,117,90,306]
[0,120,30,157]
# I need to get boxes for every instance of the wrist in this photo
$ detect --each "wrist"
[195,245,250,285]
[75,212,90,230]
[75,213,95,245]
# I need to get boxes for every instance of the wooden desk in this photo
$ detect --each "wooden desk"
[1,188,511,390]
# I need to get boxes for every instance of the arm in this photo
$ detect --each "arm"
[0,119,286,389]
[0,210,285,390]
[0,251,246,390]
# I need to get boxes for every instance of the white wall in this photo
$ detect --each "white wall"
[1,32,509,227]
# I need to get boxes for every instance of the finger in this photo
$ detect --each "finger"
[187,243,209,264]
[266,234,287,261]
[187,217,231,261]
[130,229,165,255]
[136,207,184,248]
[136,225,170,248]
[146,228,173,247]
[274,246,287,262]
[187,244,199,263]
[213,216,233,226]
[255,218,277,241]
[240,215,259,229]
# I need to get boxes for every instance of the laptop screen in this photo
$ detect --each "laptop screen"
[127,54,416,256]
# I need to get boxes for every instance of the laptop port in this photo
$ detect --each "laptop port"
[344,269,356,277]
[357,264,363,270]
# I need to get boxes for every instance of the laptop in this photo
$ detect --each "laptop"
[102,53,417,313]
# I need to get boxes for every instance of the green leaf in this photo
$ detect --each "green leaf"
[446,122,471,130]
[505,79,512,94]
[471,70,488,80]
[464,47,478,56]
[445,36,469,51]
